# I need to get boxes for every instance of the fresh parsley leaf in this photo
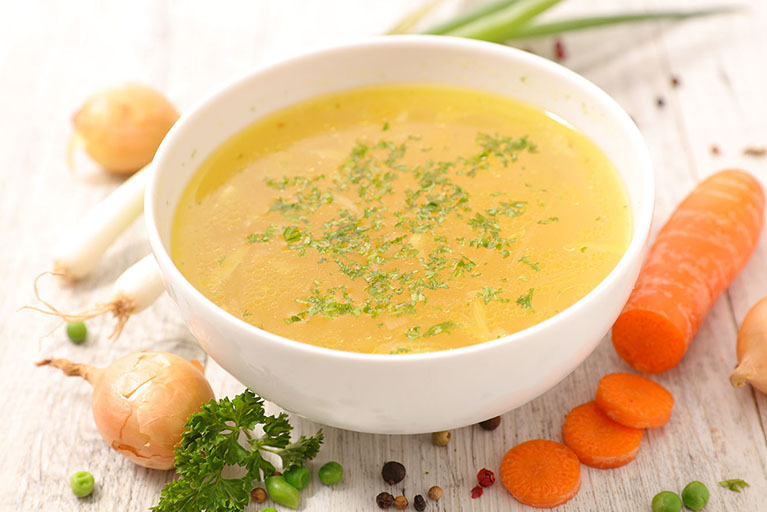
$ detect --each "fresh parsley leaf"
[719,479,750,492]
[153,390,323,512]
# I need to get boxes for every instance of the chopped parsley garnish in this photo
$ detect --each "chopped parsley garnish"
[516,288,535,310]
[245,133,539,325]
[477,287,508,305]
[537,216,559,224]
[406,321,459,339]
[518,255,540,272]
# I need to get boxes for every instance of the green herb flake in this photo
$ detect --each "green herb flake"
[390,347,411,354]
[424,321,457,337]
[537,216,559,225]
[719,479,750,493]
[217,256,226,265]
[382,121,390,131]
[477,287,507,305]
[518,256,540,272]
[516,288,534,311]
[242,310,253,318]
[580,246,588,253]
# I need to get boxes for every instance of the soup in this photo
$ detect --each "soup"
[171,84,631,354]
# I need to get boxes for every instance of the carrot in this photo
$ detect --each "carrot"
[731,297,767,394]
[612,170,765,374]
[562,401,643,469]
[595,372,674,428]
[499,439,581,508]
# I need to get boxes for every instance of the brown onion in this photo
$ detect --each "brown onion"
[37,350,214,469]
[72,83,179,174]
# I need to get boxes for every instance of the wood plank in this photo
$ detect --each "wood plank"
[2,0,767,510]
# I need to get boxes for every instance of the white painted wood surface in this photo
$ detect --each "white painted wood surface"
[3,1,767,510]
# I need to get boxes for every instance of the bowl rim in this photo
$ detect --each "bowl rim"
[146,34,654,364]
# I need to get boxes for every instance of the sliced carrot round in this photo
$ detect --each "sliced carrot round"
[500,439,581,508]
[562,401,643,469]
[595,372,674,428]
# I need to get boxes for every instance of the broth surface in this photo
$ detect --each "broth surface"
[171,85,631,353]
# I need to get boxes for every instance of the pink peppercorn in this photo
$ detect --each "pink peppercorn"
[477,468,495,487]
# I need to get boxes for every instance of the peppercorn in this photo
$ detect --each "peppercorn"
[413,494,426,511]
[478,416,501,431]
[671,75,681,87]
[428,486,443,501]
[431,430,451,446]
[554,38,566,60]
[471,485,483,498]
[394,495,408,509]
[656,96,666,108]
[250,487,267,503]
[376,491,395,509]
[477,468,495,487]
[382,461,406,485]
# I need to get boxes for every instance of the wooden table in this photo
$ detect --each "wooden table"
[4,1,767,510]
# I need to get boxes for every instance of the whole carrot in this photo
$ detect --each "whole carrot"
[613,170,764,374]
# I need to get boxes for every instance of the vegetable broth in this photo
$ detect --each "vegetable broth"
[171,84,631,353]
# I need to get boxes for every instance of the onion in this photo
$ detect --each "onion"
[36,351,214,470]
[72,83,179,174]
[29,254,165,339]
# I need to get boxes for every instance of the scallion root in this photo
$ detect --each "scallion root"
[27,255,165,339]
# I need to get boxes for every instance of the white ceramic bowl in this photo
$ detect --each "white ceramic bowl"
[146,36,654,434]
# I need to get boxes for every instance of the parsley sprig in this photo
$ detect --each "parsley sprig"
[153,390,323,512]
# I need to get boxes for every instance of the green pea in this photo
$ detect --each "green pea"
[66,322,87,344]
[682,481,710,511]
[70,471,95,498]
[652,491,682,512]
[284,465,310,490]
[265,475,300,510]
[318,461,343,486]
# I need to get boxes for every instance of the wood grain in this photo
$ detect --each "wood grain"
[2,0,767,510]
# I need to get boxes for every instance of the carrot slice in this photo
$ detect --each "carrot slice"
[595,372,674,428]
[613,170,765,373]
[500,439,581,508]
[562,401,643,469]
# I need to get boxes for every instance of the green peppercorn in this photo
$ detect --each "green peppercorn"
[66,321,87,344]
[652,491,682,512]
[682,481,710,511]
[265,475,300,509]
[318,461,343,486]
[432,430,451,446]
[70,471,95,498]
[284,465,310,490]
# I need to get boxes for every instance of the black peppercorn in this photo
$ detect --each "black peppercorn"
[376,491,395,509]
[414,494,427,511]
[382,461,406,485]
[478,416,501,431]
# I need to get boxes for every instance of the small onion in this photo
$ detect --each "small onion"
[72,83,179,174]
[37,351,214,470]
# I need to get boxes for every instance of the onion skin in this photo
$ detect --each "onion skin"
[37,351,214,470]
[73,83,179,174]
[731,297,767,394]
